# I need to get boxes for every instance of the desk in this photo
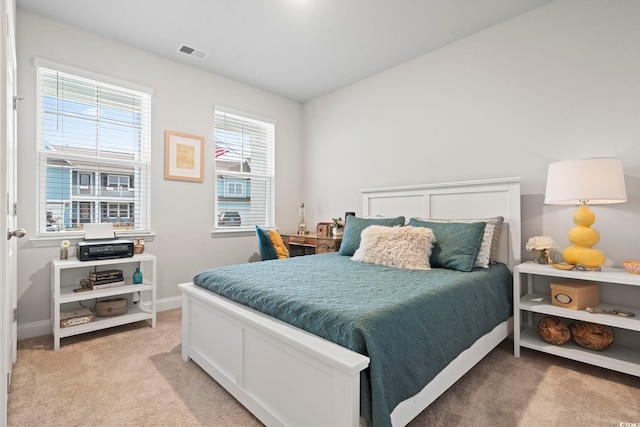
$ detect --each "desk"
[280,232,342,256]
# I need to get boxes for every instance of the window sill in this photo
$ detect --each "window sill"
[211,228,254,238]
[28,232,157,248]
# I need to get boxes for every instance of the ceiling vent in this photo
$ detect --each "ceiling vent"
[177,44,209,60]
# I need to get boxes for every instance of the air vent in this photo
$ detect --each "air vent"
[177,44,209,60]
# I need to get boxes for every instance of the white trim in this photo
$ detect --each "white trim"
[33,57,154,95]
[214,104,277,125]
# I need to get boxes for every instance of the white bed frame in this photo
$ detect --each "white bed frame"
[179,177,521,427]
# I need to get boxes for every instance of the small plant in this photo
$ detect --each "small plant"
[332,217,345,229]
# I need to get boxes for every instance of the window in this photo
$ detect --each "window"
[36,59,152,235]
[214,107,275,230]
[106,174,130,191]
[225,181,245,198]
[101,202,134,222]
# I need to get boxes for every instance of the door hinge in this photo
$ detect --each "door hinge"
[12,96,23,110]
[13,308,17,322]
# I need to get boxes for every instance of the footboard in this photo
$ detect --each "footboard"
[179,282,370,427]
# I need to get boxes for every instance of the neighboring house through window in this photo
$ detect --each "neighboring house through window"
[36,59,152,235]
[214,107,275,230]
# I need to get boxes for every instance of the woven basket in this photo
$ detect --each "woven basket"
[570,321,614,351]
[537,317,571,345]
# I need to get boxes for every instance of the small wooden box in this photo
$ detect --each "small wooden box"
[60,307,94,328]
[550,281,599,310]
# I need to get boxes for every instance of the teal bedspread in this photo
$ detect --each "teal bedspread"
[193,253,512,427]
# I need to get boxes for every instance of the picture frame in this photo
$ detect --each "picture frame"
[164,130,204,182]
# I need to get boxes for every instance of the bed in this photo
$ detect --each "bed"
[179,177,521,427]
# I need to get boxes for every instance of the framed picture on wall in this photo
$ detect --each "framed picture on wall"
[164,130,205,182]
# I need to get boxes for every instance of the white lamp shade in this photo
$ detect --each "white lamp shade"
[544,158,627,205]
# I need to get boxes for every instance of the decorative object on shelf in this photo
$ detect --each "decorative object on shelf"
[550,281,599,310]
[133,267,143,284]
[332,217,345,236]
[586,306,635,317]
[60,308,94,328]
[537,316,571,345]
[570,321,614,351]
[544,158,627,271]
[525,236,558,264]
[60,240,70,260]
[134,239,145,254]
[316,222,331,237]
[298,203,307,235]
[96,298,128,317]
[622,260,640,274]
[73,278,93,293]
[550,262,576,271]
[164,130,204,182]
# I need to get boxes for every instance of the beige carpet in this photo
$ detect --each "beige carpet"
[8,309,640,427]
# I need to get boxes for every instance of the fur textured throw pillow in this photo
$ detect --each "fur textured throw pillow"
[352,225,435,270]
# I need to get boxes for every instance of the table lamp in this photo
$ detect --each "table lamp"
[544,158,627,270]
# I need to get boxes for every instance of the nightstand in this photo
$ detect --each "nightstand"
[513,262,640,377]
[280,232,342,256]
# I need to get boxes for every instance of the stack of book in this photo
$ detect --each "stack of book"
[90,269,125,290]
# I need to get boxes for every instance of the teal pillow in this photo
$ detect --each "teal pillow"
[408,219,486,272]
[255,226,278,261]
[339,216,405,256]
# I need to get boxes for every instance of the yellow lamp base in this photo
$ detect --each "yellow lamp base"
[563,246,605,270]
[562,204,606,270]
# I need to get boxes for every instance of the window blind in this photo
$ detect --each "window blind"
[214,108,275,230]
[36,62,152,235]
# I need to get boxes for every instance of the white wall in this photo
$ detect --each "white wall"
[302,0,640,265]
[16,0,640,338]
[16,11,303,336]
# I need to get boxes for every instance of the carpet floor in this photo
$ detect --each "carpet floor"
[7,308,640,426]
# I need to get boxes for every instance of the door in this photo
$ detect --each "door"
[1,0,18,423]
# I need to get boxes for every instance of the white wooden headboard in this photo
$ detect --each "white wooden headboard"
[361,177,521,270]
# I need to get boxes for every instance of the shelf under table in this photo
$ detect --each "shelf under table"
[57,305,153,338]
[519,327,640,377]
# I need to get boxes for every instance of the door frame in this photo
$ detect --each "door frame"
[1,0,17,423]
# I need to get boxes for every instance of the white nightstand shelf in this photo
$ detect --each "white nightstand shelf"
[51,253,156,350]
[514,262,640,377]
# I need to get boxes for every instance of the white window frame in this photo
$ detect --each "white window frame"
[105,202,132,219]
[107,174,130,191]
[35,58,153,238]
[225,181,245,198]
[214,106,275,233]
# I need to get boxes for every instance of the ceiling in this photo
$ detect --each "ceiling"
[17,0,553,102]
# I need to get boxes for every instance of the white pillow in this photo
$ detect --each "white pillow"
[412,217,504,268]
[351,225,435,270]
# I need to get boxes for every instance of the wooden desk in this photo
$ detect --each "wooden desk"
[280,232,342,256]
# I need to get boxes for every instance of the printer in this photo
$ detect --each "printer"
[76,223,134,261]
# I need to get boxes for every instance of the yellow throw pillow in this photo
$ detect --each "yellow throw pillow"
[268,229,289,259]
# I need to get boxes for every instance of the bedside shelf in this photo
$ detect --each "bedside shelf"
[513,262,640,378]
[51,253,156,350]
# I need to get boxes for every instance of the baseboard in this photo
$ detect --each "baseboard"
[17,295,182,341]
